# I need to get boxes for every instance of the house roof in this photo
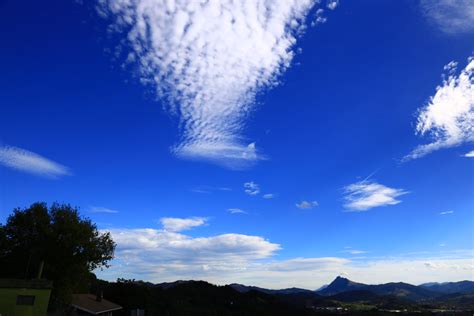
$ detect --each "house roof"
[71,294,122,315]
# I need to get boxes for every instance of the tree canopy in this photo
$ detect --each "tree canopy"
[0,202,115,309]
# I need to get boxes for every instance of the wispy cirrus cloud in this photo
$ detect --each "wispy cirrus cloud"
[343,180,408,212]
[262,193,275,199]
[440,210,454,215]
[295,200,319,209]
[227,208,247,214]
[405,57,474,160]
[89,206,119,214]
[190,186,232,194]
[160,217,207,232]
[420,0,474,34]
[341,247,368,255]
[98,0,338,168]
[0,145,70,178]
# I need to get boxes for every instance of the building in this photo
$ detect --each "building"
[0,278,52,316]
[71,294,122,315]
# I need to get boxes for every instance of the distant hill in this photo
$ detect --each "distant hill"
[367,282,441,301]
[317,277,444,302]
[420,280,474,294]
[317,276,368,296]
[229,283,314,295]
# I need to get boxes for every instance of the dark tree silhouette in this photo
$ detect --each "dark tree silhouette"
[0,202,115,309]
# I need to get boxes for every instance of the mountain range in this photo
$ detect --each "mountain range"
[95,277,474,314]
[230,276,474,301]
[229,276,474,309]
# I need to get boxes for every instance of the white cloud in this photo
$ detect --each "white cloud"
[343,180,408,211]
[440,210,454,215]
[244,181,260,196]
[0,145,70,178]
[102,226,281,280]
[90,206,119,214]
[97,0,328,168]
[98,226,474,289]
[464,150,474,157]
[342,247,368,255]
[191,186,232,194]
[227,208,247,214]
[266,257,349,272]
[160,217,207,232]
[313,8,327,25]
[262,193,275,199]
[405,57,474,160]
[327,0,339,10]
[295,200,319,209]
[420,0,474,34]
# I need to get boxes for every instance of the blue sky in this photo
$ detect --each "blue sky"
[0,0,473,289]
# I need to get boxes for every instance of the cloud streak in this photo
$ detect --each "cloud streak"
[227,208,247,214]
[0,145,70,178]
[98,0,330,168]
[405,57,474,160]
[90,206,119,214]
[343,180,408,211]
[439,210,454,215]
[420,0,474,34]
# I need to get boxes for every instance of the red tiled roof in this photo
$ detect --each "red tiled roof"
[71,294,122,315]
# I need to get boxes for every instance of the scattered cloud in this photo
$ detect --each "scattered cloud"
[227,208,247,214]
[463,150,474,157]
[190,188,211,194]
[263,193,275,199]
[313,8,327,25]
[420,0,474,34]
[405,57,474,160]
[160,217,207,232]
[218,187,233,191]
[98,0,333,168]
[190,186,232,194]
[244,181,260,196]
[440,210,454,215]
[342,247,368,255]
[295,200,319,209]
[327,0,339,10]
[343,180,408,211]
[103,224,281,281]
[99,226,474,289]
[89,206,119,214]
[0,145,70,178]
[267,257,349,272]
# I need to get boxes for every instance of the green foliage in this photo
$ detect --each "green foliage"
[0,202,115,310]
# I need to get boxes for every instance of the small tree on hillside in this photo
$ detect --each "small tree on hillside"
[0,202,116,310]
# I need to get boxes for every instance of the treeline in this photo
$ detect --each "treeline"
[0,202,115,311]
[91,278,313,316]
